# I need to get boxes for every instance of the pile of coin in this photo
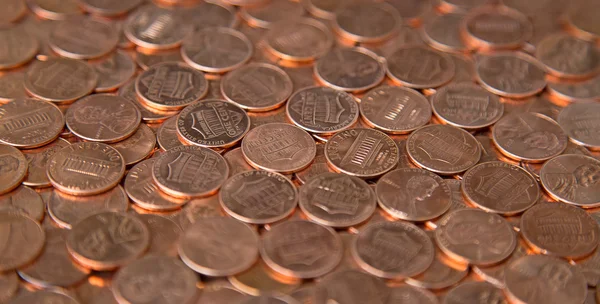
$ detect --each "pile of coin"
[1,0,600,303]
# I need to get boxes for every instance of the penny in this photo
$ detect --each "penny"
[462,162,539,215]
[558,103,600,150]
[314,269,390,304]
[424,179,470,229]
[523,141,594,180]
[228,259,301,296]
[182,28,252,73]
[334,2,401,43]
[0,271,18,303]
[0,144,27,195]
[110,124,156,166]
[0,72,28,103]
[548,76,600,103]
[135,48,184,70]
[197,284,250,304]
[360,86,431,134]
[449,53,476,84]
[221,63,293,112]
[240,0,304,29]
[386,45,455,89]
[125,159,187,212]
[315,48,386,92]
[124,5,193,50]
[0,186,44,222]
[118,80,178,123]
[112,255,197,304]
[179,217,258,276]
[157,116,185,151]
[242,295,299,304]
[376,168,451,221]
[472,239,530,288]
[443,281,507,304]
[265,18,333,62]
[435,209,516,265]
[476,53,547,98]
[49,16,118,59]
[566,2,600,41]
[0,0,26,24]
[223,147,254,177]
[0,98,64,148]
[180,1,238,31]
[24,58,98,103]
[177,100,250,148]
[75,275,119,304]
[325,128,398,178]
[504,255,587,304]
[294,143,334,185]
[386,285,439,304]
[0,211,45,272]
[492,112,568,162]
[475,135,499,164]
[539,154,600,208]
[10,291,79,304]
[431,83,503,130]
[536,33,600,79]
[407,124,481,175]
[0,27,38,70]
[168,195,223,230]
[28,0,82,20]
[299,172,377,228]
[140,214,182,256]
[461,6,532,51]
[422,13,468,54]
[90,50,137,92]
[78,0,143,16]
[220,170,297,224]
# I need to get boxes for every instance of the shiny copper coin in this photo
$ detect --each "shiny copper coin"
[461,6,532,51]
[223,147,254,177]
[240,0,304,29]
[135,48,184,70]
[47,186,129,229]
[438,0,488,13]
[425,178,470,229]
[435,209,516,265]
[124,5,193,50]
[0,144,27,195]
[475,52,546,98]
[540,155,600,208]
[471,239,529,288]
[166,195,223,230]
[504,255,587,304]
[90,50,136,92]
[422,13,468,54]
[333,2,401,43]
[522,141,594,180]
[0,72,28,103]
[558,103,600,150]
[443,281,507,304]
[221,63,293,112]
[386,285,438,304]
[110,124,156,166]
[112,255,197,304]
[0,0,26,24]
[228,259,301,296]
[125,159,186,212]
[462,161,539,215]
[118,80,178,124]
[407,124,481,175]
[0,271,18,303]
[242,295,299,304]
[196,284,250,304]
[574,246,600,287]
[47,142,125,196]
[299,172,376,228]
[49,16,118,59]
[136,62,208,111]
[157,116,185,151]
[179,217,259,276]
[376,168,451,221]
[0,211,45,272]
[536,33,600,79]
[261,220,342,279]
[220,170,297,224]
[24,58,98,103]
[0,27,38,70]
[265,18,333,62]
[0,186,44,222]
[180,1,238,31]
[294,143,334,185]
[315,48,386,92]
[74,276,118,304]
[475,135,500,164]
[450,53,476,83]
[566,2,600,41]
[137,214,181,256]
[10,291,79,304]
[28,0,82,20]
[386,45,455,89]
[314,269,390,304]
[492,112,568,162]
[182,27,252,73]
[0,98,64,148]
[152,145,228,199]
[521,203,599,259]
[78,0,143,16]
[360,86,431,134]
[548,76,600,103]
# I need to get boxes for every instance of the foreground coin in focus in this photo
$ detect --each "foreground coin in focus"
[125,159,187,212]
[0,98,64,148]
[0,144,28,195]
[0,211,45,272]
[557,103,600,150]
[476,53,546,98]
[315,48,386,92]
[540,154,600,207]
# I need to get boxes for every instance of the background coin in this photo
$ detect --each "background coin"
[333,2,401,43]
[0,27,38,70]
[557,103,600,150]
[182,27,253,73]
[443,281,507,304]
[124,5,192,50]
[265,18,333,62]
[315,48,386,92]
[461,6,532,51]
[90,50,137,93]
[0,211,45,272]
[0,185,45,222]
[0,144,27,195]
[476,53,547,98]
[540,154,600,207]
[49,16,118,60]
[386,45,455,89]
[125,159,187,212]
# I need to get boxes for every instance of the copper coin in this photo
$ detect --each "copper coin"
[10,291,79,304]
[536,33,600,79]
[449,53,476,83]
[0,271,18,303]
[119,82,178,124]
[407,124,481,175]
[28,0,82,20]
[180,1,238,31]
[431,83,503,130]
[221,63,293,112]
[24,58,98,103]
[475,135,500,164]
[574,246,600,287]
[125,159,186,212]
[522,141,594,180]
[438,0,488,13]
[425,179,470,229]
[540,154,600,208]
[294,143,334,185]
[422,13,468,54]
[90,50,137,92]
[47,142,125,196]
[135,48,184,70]
[112,255,197,304]
[261,220,342,279]
[110,124,156,166]
[0,98,64,148]
[333,2,401,43]
[167,195,223,230]
[299,172,376,228]
[475,53,546,98]
[18,228,90,288]
[492,112,568,162]
[0,186,44,222]
[196,284,250,304]
[182,27,252,73]
[386,285,438,304]
[360,86,431,134]
[177,99,250,148]
[435,209,516,265]
[137,214,181,256]
[0,72,28,103]
[240,0,304,29]
[241,123,316,174]
[152,145,228,199]
[302,0,346,20]
[461,6,532,51]
[49,16,118,60]
[0,0,26,24]
[157,116,185,151]
[220,170,297,224]
[443,281,507,304]
[325,128,398,178]
[0,27,38,70]
[386,45,455,89]
[315,48,386,92]
[548,76,600,103]
[78,0,142,16]
[265,18,333,62]
[471,239,529,288]
[136,62,208,111]
[286,87,359,135]
[242,295,299,304]
[558,103,600,150]
[566,2,600,41]
[376,168,451,221]
[248,107,288,131]
[504,255,587,304]
[393,137,418,169]
[0,144,27,195]
[179,217,259,276]
[47,186,129,229]
[223,147,254,177]
[0,211,45,272]
[124,5,193,50]
[462,161,539,215]
[228,259,301,296]
[75,274,119,304]
[314,269,390,304]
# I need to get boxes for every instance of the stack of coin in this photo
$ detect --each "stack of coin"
[1,0,600,303]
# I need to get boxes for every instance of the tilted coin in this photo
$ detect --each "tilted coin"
[125,158,186,212]
[228,259,301,296]
[0,98,64,148]
[28,0,82,20]
[221,63,293,112]
[504,255,587,304]
[315,48,386,92]
[471,239,529,288]
[0,72,28,103]
[574,245,600,287]
[135,48,184,70]
[386,45,455,89]
[0,27,38,70]
[299,172,377,228]
[179,217,259,276]
[23,139,70,188]
[90,50,137,92]
[522,141,593,180]
[536,33,600,79]
[0,211,45,272]
[124,5,193,49]
[476,52,546,98]
[521,203,599,259]
[422,13,468,54]
[240,0,304,29]
[47,142,125,196]
[548,76,600,103]
[0,144,27,195]
[540,155,600,207]
[461,6,532,51]
[110,124,156,166]
[294,143,334,185]
[314,269,390,304]
[407,124,481,175]
[24,58,98,103]
[49,16,118,59]
[492,112,568,162]
[333,2,401,43]
[438,0,489,13]
[118,80,178,123]
[558,103,600,150]
[157,116,185,151]
[182,27,252,73]
[265,18,333,62]
[0,186,44,222]
[220,170,297,224]
[75,274,119,304]
[78,0,143,16]
[177,99,250,148]
[386,285,439,304]
[393,137,418,169]
[248,107,288,130]
[179,1,238,31]
[137,214,182,256]
[376,168,451,221]
[136,62,208,111]
[0,271,18,303]
[360,86,431,134]
[443,281,508,304]
[475,135,501,164]
[435,209,516,265]
[10,291,79,304]
[112,255,198,304]
[197,284,250,304]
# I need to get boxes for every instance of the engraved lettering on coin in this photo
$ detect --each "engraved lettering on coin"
[476,53,547,98]
[536,33,600,79]
[265,18,333,62]
[78,0,143,16]
[386,45,455,89]
[334,2,401,43]
[0,186,44,222]
[125,159,186,212]
[462,6,532,51]
[314,269,390,304]
[558,103,600,150]
[0,98,64,148]
[0,211,45,272]
[0,144,27,195]
[240,0,304,29]
[49,16,118,59]
[443,281,508,304]
[91,50,137,92]
[315,48,386,92]
[10,291,79,304]
[157,116,185,151]
[540,155,600,208]
[124,5,193,49]
[182,27,252,73]
[0,27,38,70]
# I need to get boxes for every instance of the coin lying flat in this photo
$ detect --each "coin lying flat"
[124,5,193,50]
[265,18,333,62]
[461,6,532,51]
[156,116,185,151]
[314,269,390,304]
[180,1,238,31]
[10,291,80,304]
[333,2,401,43]
[558,103,600,150]
[28,0,82,20]
[242,295,300,304]
[49,16,118,59]
[228,259,301,296]
[78,0,143,16]
[90,50,137,92]
[386,285,438,304]
[294,143,333,185]
[110,124,156,166]
[443,281,507,304]
[182,27,252,73]
[118,80,178,123]
[471,239,529,288]
[0,185,45,222]
[315,48,386,92]
[137,214,182,256]
[422,13,468,54]
[0,72,28,103]
[125,159,187,212]
[223,147,254,177]
[0,98,64,148]
[240,0,304,29]
[536,33,600,79]
[0,144,27,195]
[386,45,455,89]
[0,27,38,70]
[196,284,250,304]
[0,271,18,303]
[135,48,184,70]
[0,211,45,272]
[540,155,600,207]
[476,53,547,98]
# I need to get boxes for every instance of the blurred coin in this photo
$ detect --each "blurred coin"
[180,0,238,31]
[333,2,401,43]
[566,1,600,41]
[548,76,600,103]
[265,18,333,62]
[0,144,27,195]
[472,239,529,288]
[387,45,455,89]
[0,72,28,103]
[425,179,470,229]
[125,159,186,212]
[522,141,593,180]
[461,6,532,51]
[223,147,254,177]
[124,5,193,50]
[1,0,26,24]
[110,124,156,166]
[315,48,386,92]
[10,291,79,304]
[540,154,600,207]
[0,211,45,272]
[558,103,600,150]
[449,53,476,83]
[90,50,136,92]
[438,0,489,13]
[75,275,119,304]
[137,214,181,256]
[0,98,64,148]
[168,195,223,230]
[475,135,500,163]
[78,0,142,16]
[386,285,438,304]
[118,80,178,123]
[241,0,304,29]
[197,284,250,304]
[0,27,38,70]
[422,13,468,54]
[182,28,252,73]
[0,186,44,222]
[536,33,600,79]
[135,47,184,70]
[314,269,390,304]
[242,295,300,304]
[228,260,301,296]
[49,16,118,60]
[28,0,82,20]
[156,116,185,151]
[443,281,507,304]
[0,271,18,303]
[476,52,546,98]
